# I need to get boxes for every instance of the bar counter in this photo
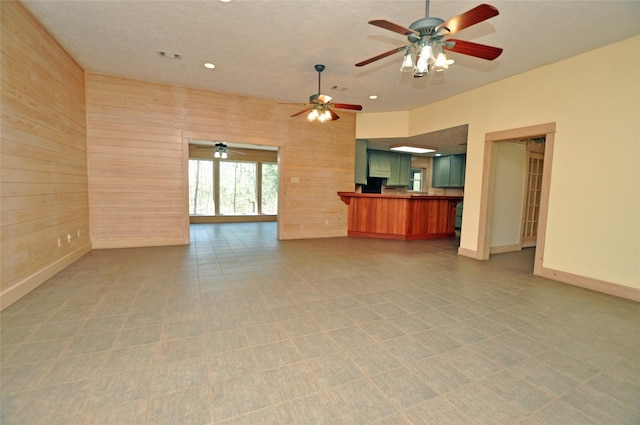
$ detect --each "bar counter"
[337,192,463,241]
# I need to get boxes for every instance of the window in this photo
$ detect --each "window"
[219,162,257,215]
[409,168,424,192]
[188,158,278,216]
[261,163,278,215]
[189,159,215,215]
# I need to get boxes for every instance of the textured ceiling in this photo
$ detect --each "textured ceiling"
[21,0,640,153]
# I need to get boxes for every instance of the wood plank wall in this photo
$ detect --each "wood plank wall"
[86,74,356,246]
[1,0,357,308]
[1,1,90,308]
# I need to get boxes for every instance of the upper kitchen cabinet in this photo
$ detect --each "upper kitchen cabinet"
[433,154,466,188]
[368,150,392,178]
[386,152,412,186]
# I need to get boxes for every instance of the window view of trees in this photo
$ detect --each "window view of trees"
[219,162,257,215]
[189,160,214,215]
[188,159,278,216]
[261,163,278,214]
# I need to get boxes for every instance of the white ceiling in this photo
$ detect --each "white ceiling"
[21,0,639,153]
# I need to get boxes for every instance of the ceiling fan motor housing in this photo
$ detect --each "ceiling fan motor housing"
[408,17,446,43]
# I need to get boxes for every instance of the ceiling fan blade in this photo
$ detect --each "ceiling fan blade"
[436,4,499,35]
[290,108,310,118]
[368,19,418,36]
[331,103,363,111]
[356,46,407,67]
[328,109,340,121]
[444,39,503,60]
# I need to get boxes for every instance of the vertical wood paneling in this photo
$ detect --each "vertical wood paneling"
[1,1,90,308]
[86,74,356,246]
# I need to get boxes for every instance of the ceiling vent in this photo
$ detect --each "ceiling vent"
[158,51,182,60]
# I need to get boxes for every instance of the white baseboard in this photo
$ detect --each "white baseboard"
[457,246,484,259]
[539,266,640,302]
[0,243,92,311]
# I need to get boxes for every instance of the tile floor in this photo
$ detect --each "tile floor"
[1,222,638,425]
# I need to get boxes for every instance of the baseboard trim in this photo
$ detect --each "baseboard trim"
[92,238,188,249]
[457,246,485,259]
[1,243,92,311]
[539,266,640,302]
[490,244,522,254]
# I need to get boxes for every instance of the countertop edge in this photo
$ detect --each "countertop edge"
[337,192,464,200]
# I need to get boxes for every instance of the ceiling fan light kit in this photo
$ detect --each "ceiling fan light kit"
[214,143,228,159]
[357,2,502,78]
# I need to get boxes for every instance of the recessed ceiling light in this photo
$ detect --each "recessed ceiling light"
[204,63,215,69]
[389,144,436,154]
[369,95,378,100]
[219,0,232,2]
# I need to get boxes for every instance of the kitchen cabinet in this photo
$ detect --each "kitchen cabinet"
[338,192,463,240]
[368,150,391,178]
[386,152,412,186]
[433,154,466,188]
[455,201,463,230]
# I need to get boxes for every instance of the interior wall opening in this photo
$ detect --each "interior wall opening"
[187,139,279,225]
[478,123,556,275]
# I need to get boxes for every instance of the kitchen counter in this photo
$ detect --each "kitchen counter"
[337,192,463,240]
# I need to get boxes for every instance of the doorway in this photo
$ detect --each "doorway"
[477,123,555,275]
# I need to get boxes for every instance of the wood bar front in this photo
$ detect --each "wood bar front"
[338,192,463,241]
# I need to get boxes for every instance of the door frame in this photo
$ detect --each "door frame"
[476,122,556,275]
[181,131,282,244]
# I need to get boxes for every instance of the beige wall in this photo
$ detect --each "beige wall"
[1,1,91,308]
[86,74,356,247]
[357,35,640,292]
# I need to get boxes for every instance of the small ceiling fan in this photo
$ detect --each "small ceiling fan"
[356,1,503,77]
[191,142,245,159]
[290,64,362,122]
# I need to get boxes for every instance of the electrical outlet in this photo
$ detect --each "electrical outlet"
[67,234,72,243]
[77,230,81,238]
[57,238,61,248]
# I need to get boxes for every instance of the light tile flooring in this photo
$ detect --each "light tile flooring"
[1,222,639,425]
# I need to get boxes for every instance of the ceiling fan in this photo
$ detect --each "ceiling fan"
[191,142,245,159]
[290,64,362,122]
[356,1,503,77]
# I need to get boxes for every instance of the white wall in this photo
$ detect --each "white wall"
[490,143,526,251]
[357,35,640,291]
